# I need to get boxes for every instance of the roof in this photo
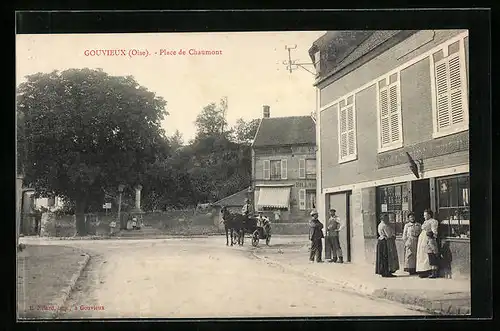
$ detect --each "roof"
[212,189,248,207]
[309,30,413,84]
[252,116,316,148]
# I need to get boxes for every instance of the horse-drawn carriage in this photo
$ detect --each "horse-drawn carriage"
[221,206,271,247]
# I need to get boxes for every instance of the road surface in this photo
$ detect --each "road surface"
[25,237,426,318]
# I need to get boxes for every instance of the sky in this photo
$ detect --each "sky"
[16,31,325,142]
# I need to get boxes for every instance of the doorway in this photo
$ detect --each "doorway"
[411,179,431,224]
[326,192,352,262]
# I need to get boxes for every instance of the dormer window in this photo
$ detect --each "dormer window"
[314,51,321,75]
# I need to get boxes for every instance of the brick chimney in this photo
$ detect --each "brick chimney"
[263,105,270,118]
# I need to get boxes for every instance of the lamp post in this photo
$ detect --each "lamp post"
[117,184,125,230]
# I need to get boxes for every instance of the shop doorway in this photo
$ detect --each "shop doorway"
[412,179,431,224]
[326,191,352,262]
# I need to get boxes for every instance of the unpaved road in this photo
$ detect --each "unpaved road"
[22,237,426,318]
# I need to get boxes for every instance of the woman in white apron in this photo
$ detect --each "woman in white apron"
[416,209,439,278]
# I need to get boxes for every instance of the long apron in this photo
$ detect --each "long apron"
[416,219,438,272]
[404,236,419,270]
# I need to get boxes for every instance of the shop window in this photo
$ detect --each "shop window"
[437,174,470,238]
[376,183,410,236]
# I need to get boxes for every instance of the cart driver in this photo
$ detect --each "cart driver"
[257,210,270,236]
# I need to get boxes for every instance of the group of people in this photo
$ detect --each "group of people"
[376,208,441,278]
[242,198,271,236]
[308,207,446,279]
[309,209,344,263]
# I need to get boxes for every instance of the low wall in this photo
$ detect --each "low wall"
[271,223,310,235]
[364,237,470,279]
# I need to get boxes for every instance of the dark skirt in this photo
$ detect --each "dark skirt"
[428,253,439,266]
[376,238,400,275]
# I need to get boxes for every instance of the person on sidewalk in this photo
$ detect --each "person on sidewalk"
[416,209,439,278]
[326,208,344,263]
[309,210,324,263]
[402,212,422,275]
[426,230,440,278]
[375,214,400,277]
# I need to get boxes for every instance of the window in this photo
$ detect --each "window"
[377,72,403,152]
[306,190,316,210]
[266,159,287,180]
[299,159,306,179]
[298,189,306,210]
[437,174,470,238]
[337,95,357,163]
[306,159,316,179]
[430,38,469,138]
[376,183,410,236]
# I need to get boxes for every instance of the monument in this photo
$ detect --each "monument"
[128,184,144,229]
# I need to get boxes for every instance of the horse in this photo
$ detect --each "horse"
[221,206,247,246]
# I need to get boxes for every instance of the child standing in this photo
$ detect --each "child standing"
[426,230,440,278]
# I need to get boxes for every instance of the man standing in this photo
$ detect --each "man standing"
[326,208,344,263]
[242,198,251,217]
[309,210,324,263]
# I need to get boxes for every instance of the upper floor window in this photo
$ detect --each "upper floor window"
[337,95,357,163]
[377,72,403,152]
[430,38,469,138]
[299,159,316,179]
[263,159,287,180]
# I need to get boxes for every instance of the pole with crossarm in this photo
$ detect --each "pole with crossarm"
[283,44,317,76]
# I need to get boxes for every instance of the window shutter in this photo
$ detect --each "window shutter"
[339,107,348,158]
[389,84,400,143]
[379,88,391,146]
[347,105,355,155]
[448,54,465,125]
[263,160,270,180]
[299,159,306,179]
[299,189,306,210]
[281,159,288,180]
[435,60,451,130]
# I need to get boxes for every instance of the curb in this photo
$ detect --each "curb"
[51,250,91,319]
[35,233,226,241]
[252,252,469,316]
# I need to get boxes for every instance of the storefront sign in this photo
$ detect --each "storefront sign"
[295,181,316,188]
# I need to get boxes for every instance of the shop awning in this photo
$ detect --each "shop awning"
[257,187,291,209]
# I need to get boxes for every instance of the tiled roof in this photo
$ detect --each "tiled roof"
[252,116,316,148]
[309,30,411,81]
[212,189,248,207]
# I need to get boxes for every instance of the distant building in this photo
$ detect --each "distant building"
[251,106,317,223]
[311,30,469,277]
[211,188,249,230]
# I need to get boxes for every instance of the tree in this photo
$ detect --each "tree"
[17,68,169,235]
[194,97,231,139]
[168,129,184,151]
[232,118,260,145]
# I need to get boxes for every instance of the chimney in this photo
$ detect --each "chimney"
[263,105,270,118]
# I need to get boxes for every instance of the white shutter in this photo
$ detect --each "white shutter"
[339,107,348,158]
[435,59,451,130]
[299,159,306,179]
[281,159,288,180]
[299,189,306,210]
[263,160,270,180]
[448,54,465,125]
[379,87,391,146]
[389,84,400,143]
[347,105,355,155]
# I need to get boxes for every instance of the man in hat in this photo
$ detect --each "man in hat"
[242,198,251,217]
[326,208,344,263]
[309,210,324,263]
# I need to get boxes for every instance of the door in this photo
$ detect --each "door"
[326,192,351,262]
[412,179,431,224]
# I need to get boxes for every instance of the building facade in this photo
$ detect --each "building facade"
[311,30,470,277]
[251,106,317,223]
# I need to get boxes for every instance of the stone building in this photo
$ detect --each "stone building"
[310,30,470,277]
[251,106,317,223]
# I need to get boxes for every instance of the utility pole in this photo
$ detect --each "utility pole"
[283,44,317,76]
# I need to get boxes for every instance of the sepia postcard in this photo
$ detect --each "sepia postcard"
[16,24,473,320]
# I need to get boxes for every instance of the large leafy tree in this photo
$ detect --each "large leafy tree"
[17,68,169,235]
[232,118,260,145]
[194,97,232,139]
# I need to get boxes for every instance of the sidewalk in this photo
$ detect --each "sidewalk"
[252,237,471,315]
[17,245,90,319]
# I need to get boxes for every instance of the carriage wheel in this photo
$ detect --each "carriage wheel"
[252,231,259,247]
[266,235,271,246]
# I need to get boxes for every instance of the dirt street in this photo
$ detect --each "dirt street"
[37,237,426,318]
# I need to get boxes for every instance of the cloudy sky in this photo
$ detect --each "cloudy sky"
[16,31,325,142]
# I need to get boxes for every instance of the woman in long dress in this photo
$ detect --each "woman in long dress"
[375,214,400,277]
[416,209,439,278]
[402,212,422,275]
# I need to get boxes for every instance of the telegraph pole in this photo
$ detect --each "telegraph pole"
[283,44,317,76]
